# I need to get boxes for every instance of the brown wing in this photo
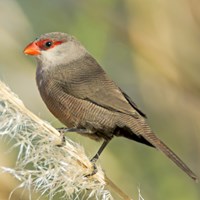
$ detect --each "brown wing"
[120,90,146,118]
[56,54,145,119]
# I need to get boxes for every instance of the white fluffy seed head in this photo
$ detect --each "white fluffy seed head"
[0,80,113,200]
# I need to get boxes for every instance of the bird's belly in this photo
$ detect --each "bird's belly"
[41,90,118,140]
[44,95,81,128]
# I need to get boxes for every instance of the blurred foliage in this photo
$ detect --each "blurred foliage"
[0,0,199,199]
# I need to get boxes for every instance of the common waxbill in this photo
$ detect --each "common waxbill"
[24,32,198,181]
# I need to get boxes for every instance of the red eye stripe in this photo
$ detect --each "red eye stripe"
[35,39,63,50]
[54,41,63,45]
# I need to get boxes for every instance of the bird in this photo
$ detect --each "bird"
[24,32,198,181]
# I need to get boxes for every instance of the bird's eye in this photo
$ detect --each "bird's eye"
[45,41,52,48]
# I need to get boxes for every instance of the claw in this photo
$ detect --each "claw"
[56,129,66,147]
[85,161,98,177]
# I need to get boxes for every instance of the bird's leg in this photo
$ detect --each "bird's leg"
[57,128,111,160]
[57,127,111,177]
[85,139,111,177]
[57,127,91,134]
[91,139,111,163]
[56,127,93,147]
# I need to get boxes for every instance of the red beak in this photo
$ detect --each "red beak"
[24,42,41,55]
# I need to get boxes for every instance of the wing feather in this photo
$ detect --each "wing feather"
[56,54,146,119]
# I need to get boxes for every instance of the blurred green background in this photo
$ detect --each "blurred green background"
[0,0,200,199]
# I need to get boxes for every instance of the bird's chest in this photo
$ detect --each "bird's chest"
[36,69,79,127]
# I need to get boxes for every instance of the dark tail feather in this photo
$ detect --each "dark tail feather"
[123,132,155,148]
[144,132,198,182]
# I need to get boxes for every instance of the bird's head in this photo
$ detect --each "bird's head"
[24,32,87,67]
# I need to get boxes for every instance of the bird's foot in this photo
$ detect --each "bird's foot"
[85,158,98,177]
[56,130,66,147]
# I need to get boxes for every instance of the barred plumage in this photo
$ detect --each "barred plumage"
[24,32,198,182]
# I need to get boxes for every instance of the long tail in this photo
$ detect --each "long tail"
[143,132,198,182]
